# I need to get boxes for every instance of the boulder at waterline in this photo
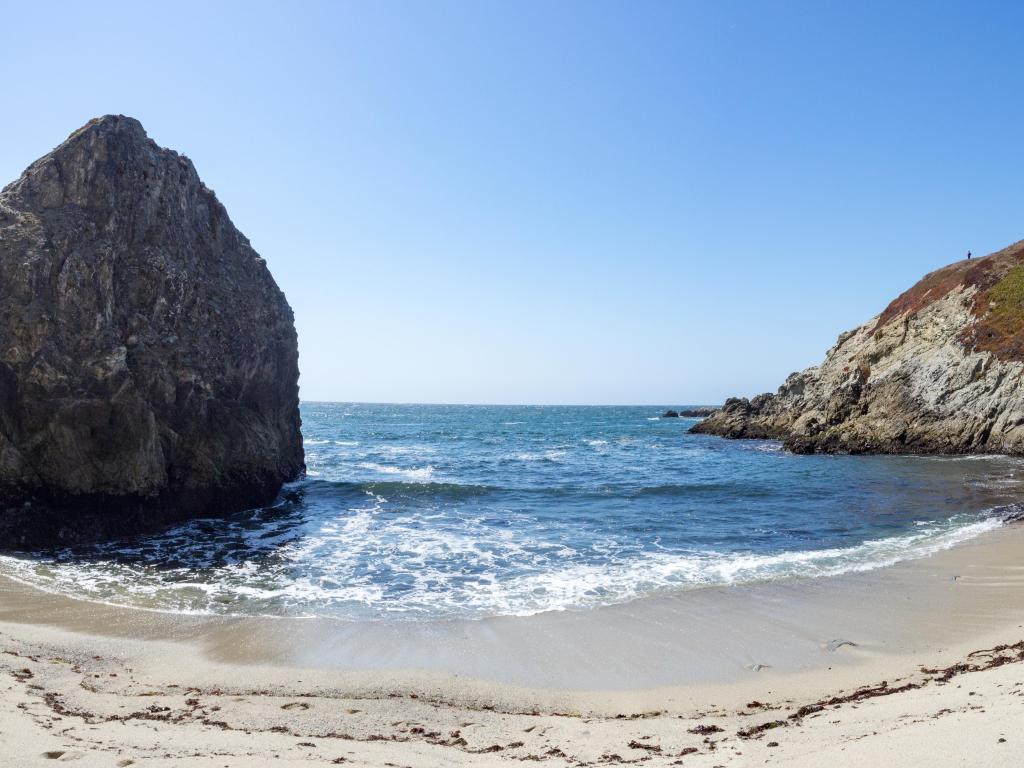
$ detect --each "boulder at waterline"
[0,116,304,547]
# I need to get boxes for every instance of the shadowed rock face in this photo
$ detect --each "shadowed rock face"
[692,239,1024,455]
[0,116,304,547]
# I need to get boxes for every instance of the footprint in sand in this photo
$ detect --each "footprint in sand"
[826,639,859,653]
[282,701,311,710]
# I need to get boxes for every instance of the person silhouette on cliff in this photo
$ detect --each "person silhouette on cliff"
[967,250,972,260]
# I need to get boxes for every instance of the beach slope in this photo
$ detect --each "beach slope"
[2,526,1024,766]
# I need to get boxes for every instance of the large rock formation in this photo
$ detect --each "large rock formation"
[0,116,304,547]
[692,240,1024,455]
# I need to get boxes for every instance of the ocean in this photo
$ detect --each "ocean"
[2,402,1019,620]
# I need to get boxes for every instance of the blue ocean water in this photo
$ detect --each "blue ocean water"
[2,403,1020,620]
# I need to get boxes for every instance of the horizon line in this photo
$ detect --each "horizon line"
[299,400,725,408]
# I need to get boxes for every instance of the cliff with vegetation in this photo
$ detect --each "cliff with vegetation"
[692,240,1024,454]
[0,116,304,547]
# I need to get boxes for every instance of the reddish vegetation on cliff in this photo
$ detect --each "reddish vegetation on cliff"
[872,239,1024,363]
[962,249,1024,362]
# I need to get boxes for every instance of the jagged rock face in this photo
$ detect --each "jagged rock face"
[0,116,304,546]
[693,240,1024,455]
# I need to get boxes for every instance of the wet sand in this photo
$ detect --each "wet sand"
[1,525,1023,765]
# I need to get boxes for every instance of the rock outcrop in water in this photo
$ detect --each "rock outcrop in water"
[692,239,1024,455]
[0,116,304,547]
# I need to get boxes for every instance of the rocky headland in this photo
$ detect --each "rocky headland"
[0,116,303,547]
[693,240,1024,454]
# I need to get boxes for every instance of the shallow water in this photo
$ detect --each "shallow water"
[2,403,1022,620]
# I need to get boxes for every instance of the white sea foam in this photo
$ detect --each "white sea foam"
[437,515,1003,617]
[746,442,784,453]
[0,508,1002,621]
[513,450,567,462]
[377,445,437,456]
[356,462,435,481]
[914,454,1016,462]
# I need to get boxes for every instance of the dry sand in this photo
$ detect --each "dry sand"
[2,525,1024,766]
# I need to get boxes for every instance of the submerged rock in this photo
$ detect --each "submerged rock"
[692,240,1024,455]
[0,116,304,547]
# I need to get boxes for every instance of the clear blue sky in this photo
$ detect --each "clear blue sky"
[2,2,1022,404]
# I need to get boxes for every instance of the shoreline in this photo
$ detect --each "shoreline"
[3,523,1024,691]
[0,486,1006,625]
[2,525,1023,764]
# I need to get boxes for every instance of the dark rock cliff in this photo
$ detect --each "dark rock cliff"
[0,116,304,547]
[692,240,1024,455]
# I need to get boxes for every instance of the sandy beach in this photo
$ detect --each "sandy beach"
[1,524,1022,766]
